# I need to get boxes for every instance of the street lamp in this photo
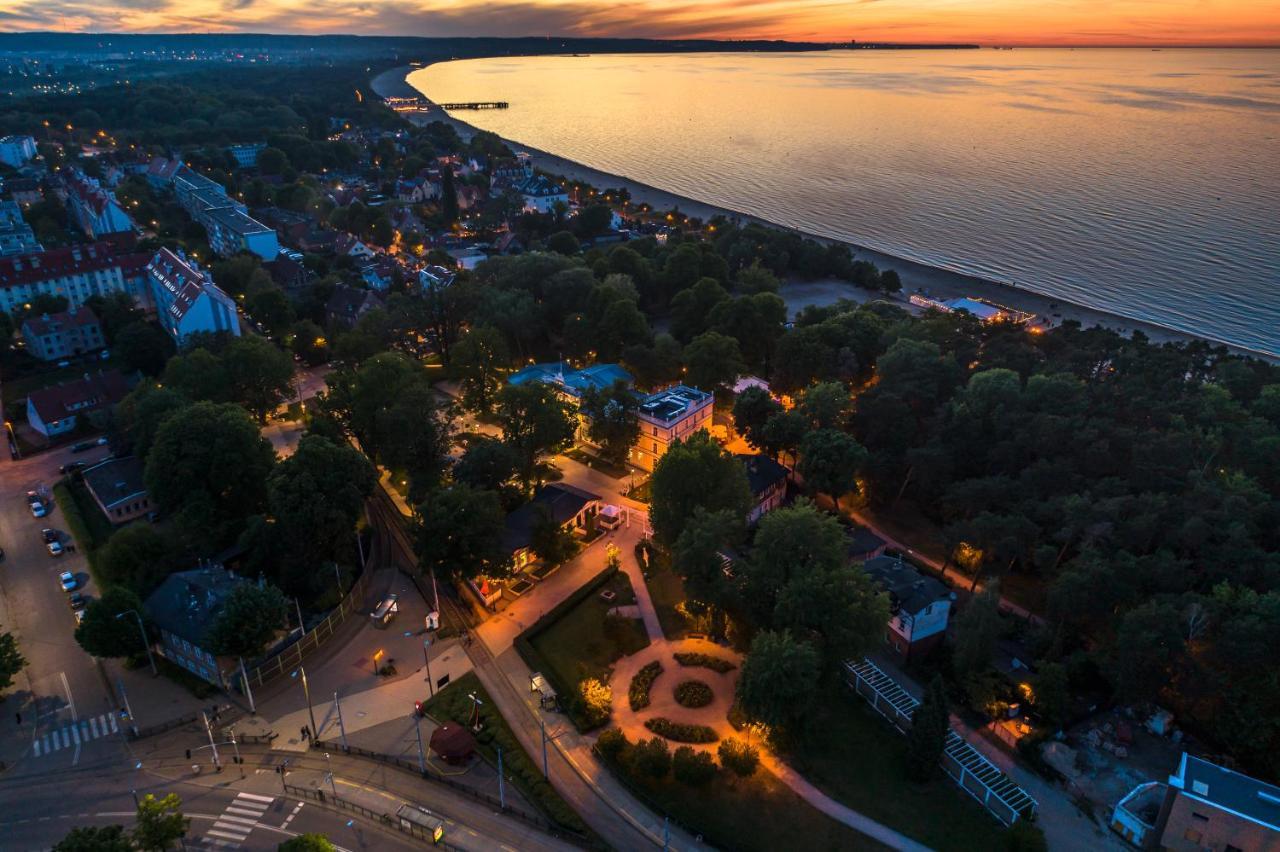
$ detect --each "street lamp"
[116,609,156,675]
[291,667,318,746]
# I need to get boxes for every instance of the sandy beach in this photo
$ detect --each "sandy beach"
[372,66,1277,364]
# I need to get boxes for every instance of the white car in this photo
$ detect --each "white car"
[73,609,86,625]
[47,540,64,557]
[30,501,47,518]
[59,571,76,591]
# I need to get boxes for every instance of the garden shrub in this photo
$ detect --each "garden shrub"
[631,736,671,779]
[718,737,759,777]
[674,679,714,708]
[644,717,718,743]
[629,660,663,711]
[596,727,631,762]
[672,745,717,786]
[673,651,736,673]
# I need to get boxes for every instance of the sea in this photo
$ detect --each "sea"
[411,49,1280,357]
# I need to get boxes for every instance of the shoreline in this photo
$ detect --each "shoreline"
[372,66,1279,364]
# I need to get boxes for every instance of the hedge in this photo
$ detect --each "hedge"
[513,564,618,732]
[674,680,713,709]
[629,661,663,711]
[673,651,736,673]
[644,717,719,743]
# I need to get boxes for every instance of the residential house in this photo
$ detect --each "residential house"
[456,185,486,212]
[21,306,104,361]
[227,142,266,169]
[1112,753,1280,850]
[4,177,43,206]
[173,168,279,260]
[447,247,486,271]
[633,385,714,473]
[0,243,136,314]
[143,564,252,687]
[516,174,568,214]
[493,232,524,256]
[63,167,135,239]
[0,135,37,168]
[847,526,888,562]
[145,248,240,345]
[325,284,383,329]
[298,229,339,255]
[262,254,309,293]
[501,483,602,573]
[254,206,314,246]
[0,200,41,256]
[359,256,402,292]
[738,454,788,525]
[82,456,152,524]
[418,265,455,292]
[144,156,183,190]
[26,368,132,440]
[335,233,376,261]
[863,555,953,661]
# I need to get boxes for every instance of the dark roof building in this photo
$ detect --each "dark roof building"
[847,526,888,562]
[325,284,383,328]
[25,368,132,439]
[143,564,251,685]
[864,555,951,618]
[502,483,601,555]
[82,456,152,524]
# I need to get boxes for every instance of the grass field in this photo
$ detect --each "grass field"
[529,570,649,692]
[786,690,1007,852]
[643,557,690,640]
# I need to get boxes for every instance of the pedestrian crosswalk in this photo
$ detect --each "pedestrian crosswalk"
[31,712,119,757]
[201,791,274,849]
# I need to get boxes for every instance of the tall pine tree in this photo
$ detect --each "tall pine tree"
[906,674,950,782]
[440,166,459,224]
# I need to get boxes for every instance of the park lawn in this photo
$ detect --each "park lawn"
[419,672,594,840]
[643,555,690,640]
[529,570,648,692]
[605,754,891,852]
[786,691,1007,852]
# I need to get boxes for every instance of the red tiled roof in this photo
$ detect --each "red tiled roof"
[64,170,112,217]
[0,243,122,289]
[27,369,131,425]
[22,305,100,337]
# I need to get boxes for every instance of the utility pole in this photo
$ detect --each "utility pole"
[201,711,220,769]
[422,636,434,698]
[115,610,156,676]
[229,727,244,778]
[295,598,306,637]
[117,677,138,737]
[497,745,505,809]
[239,657,255,714]
[413,711,426,774]
[324,752,338,797]
[334,692,349,752]
[293,667,317,745]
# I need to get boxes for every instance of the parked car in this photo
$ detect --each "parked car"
[60,461,87,474]
[70,440,95,453]
[30,500,47,518]
[47,540,64,557]
[95,436,109,446]
[68,592,86,611]
[74,608,86,624]
[41,528,57,544]
[59,571,76,591]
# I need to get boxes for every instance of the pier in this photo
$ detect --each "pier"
[438,101,509,110]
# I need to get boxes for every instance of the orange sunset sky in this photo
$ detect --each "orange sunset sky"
[2,0,1278,47]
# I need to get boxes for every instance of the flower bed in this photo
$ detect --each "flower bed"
[629,661,663,711]
[674,652,737,673]
[644,717,719,743]
[674,679,714,708]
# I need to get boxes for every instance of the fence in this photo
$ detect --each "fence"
[283,782,463,850]
[312,739,593,847]
[129,710,201,741]
[244,567,373,689]
[843,658,1038,826]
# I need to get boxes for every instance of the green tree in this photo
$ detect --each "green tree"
[0,627,27,691]
[162,348,232,403]
[205,582,289,658]
[222,335,296,422]
[880,269,902,294]
[278,835,337,852]
[116,321,173,376]
[1032,662,1070,728]
[906,675,950,782]
[450,325,509,414]
[246,287,295,335]
[708,292,787,372]
[546,230,580,256]
[736,630,821,734]
[495,381,576,487]
[761,410,808,467]
[132,793,189,852]
[673,508,740,609]
[452,437,520,492]
[97,524,174,597]
[440,166,459,223]
[74,587,147,659]
[797,428,867,511]
[579,379,640,467]
[256,146,290,175]
[145,401,275,544]
[683,331,745,393]
[736,260,780,294]
[953,583,1002,681]
[717,737,760,777]
[53,825,132,852]
[531,506,578,566]
[771,326,834,395]
[414,484,509,583]
[672,745,716,785]
[85,291,143,343]
[798,381,850,430]
[774,563,888,676]
[110,381,189,460]
[732,386,782,452]
[631,736,671,779]
[649,431,752,548]
[669,277,729,342]
[267,435,376,596]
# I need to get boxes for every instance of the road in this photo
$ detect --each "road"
[0,440,121,776]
